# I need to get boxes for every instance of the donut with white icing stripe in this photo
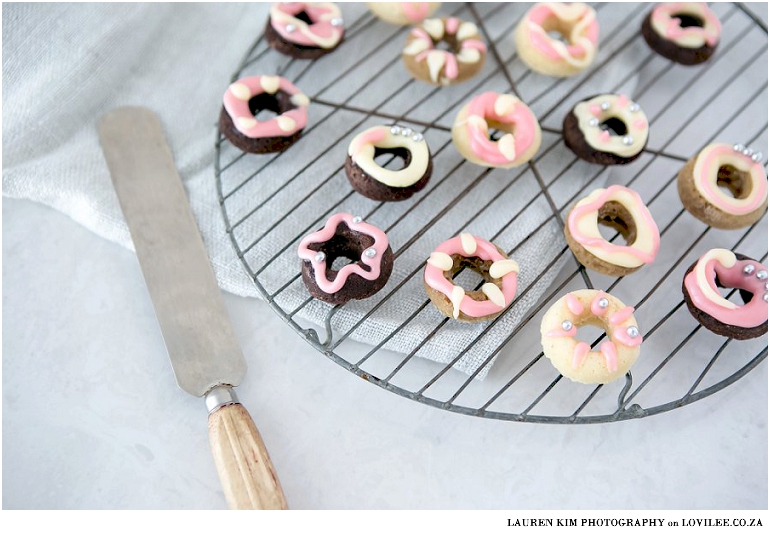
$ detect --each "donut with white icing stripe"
[424,234,519,322]
[451,91,542,168]
[220,75,310,153]
[266,2,344,59]
[345,125,432,201]
[682,249,768,340]
[367,2,441,25]
[677,142,768,229]
[541,289,642,384]
[514,3,599,77]
[641,3,721,65]
[402,17,486,86]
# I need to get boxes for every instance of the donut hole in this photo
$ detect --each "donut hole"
[573,324,606,345]
[445,255,500,301]
[540,16,576,46]
[294,11,314,25]
[373,146,411,171]
[713,272,754,305]
[248,91,291,121]
[716,165,753,199]
[672,13,705,28]
[547,29,571,45]
[432,33,461,53]
[599,117,628,137]
[307,223,376,279]
[597,201,637,245]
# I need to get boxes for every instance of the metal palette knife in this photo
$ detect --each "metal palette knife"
[97,106,288,510]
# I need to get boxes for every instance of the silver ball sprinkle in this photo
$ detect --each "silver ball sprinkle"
[561,320,573,331]
[598,297,609,309]
[314,251,326,263]
[390,125,401,135]
[401,127,413,137]
[743,147,753,157]
[751,152,763,163]
[412,133,423,142]
[744,264,756,275]
[352,216,362,223]
[757,270,768,281]
[764,294,768,302]
[588,117,599,127]
[363,248,377,258]
[622,135,634,146]
[330,17,343,27]
[285,23,296,33]
[629,103,640,112]
[626,326,640,338]
[600,101,610,111]
[733,143,746,153]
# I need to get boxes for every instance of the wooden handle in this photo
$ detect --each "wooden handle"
[208,403,288,509]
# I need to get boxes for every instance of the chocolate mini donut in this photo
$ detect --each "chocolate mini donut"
[563,93,649,165]
[677,142,768,230]
[541,289,642,384]
[514,2,599,77]
[220,75,310,153]
[367,2,441,25]
[298,213,394,305]
[424,233,519,322]
[345,125,432,201]
[641,3,721,65]
[682,249,768,340]
[265,2,344,60]
[402,17,486,86]
[565,185,660,277]
[452,91,542,168]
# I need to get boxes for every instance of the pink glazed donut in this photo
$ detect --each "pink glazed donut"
[451,91,542,168]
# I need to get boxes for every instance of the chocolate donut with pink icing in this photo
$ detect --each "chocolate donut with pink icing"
[682,249,768,340]
[641,3,721,65]
[266,2,344,60]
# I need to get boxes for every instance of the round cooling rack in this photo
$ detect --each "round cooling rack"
[215,2,768,423]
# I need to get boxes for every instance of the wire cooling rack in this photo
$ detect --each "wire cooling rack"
[215,2,768,423]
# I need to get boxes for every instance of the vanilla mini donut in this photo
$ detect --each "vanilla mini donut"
[402,17,487,86]
[220,75,310,153]
[563,93,649,165]
[514,2,599,77]
[541,289,642,384]
[642,3,721,65]
[345,125,432,201]
[367,2,441,25]
[677,142,768,230]
[682,249,768,340]
[565,185,660,277]
[266,2,344,59]
[451,91,542,168]
[424,233,519,322]
[298,213,394,304]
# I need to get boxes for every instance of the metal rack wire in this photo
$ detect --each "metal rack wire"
[215,2,768,423]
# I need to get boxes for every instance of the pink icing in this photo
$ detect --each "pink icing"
[445,17,460,34]
[589,104,602,116]
[270,2,344,48]
[526,4,599,60]
[423,235,518,318]
[222,75,308,138]
[565,294,584,315]
[695,144,768,215]
[297,213,389,294]
[615,94,629,108]
[609,306,635,325]
[590,291,608,316]
[411,27,433,44]
[633,119,647,130]
[598,130,611,143]
[547,325,577,338]
[463,91,539,165]
[683,254,768,328]
[415,49,459,79]
[567,185,661,265]
[402,2,431,22]
[461,39,488,52]
[612,326,643,347]
[599,341,618,372]
[652,2,721,47]
[349,128,386,159]
[572,341,591,369]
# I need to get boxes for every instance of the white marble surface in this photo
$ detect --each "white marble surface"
[2,196,768,511]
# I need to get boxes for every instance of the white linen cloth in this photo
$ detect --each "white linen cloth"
[3,2,640,378]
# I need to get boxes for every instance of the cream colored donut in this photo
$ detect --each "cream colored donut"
[367,2,441,25]
[540,289,641,384]
[514,2,599,77]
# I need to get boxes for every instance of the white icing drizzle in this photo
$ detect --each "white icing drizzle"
[422,18,444,39]
[489,259,520,278]
[460,233,477,254]
[694,248,739,309]
[450,285,466,319]
[482,283,506,307]
[427,251,454,271]
[260,75,281,94]
[573,94,648,157]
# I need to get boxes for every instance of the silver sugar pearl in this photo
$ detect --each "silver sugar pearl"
[629,103,640,112]
[764,294,768,302]
[626,326,640,338]
[751,152,763,163]
[330,17,343,27]
[390,125,401,135]
[412,133,423,142]
[314,251,325,262]
[363,248,377,258]
[561,320,573,331]
[733,143,746,153]
[600,101,610,111]
[765,282,768,289]
[598,297,609,309]
[744,264,756,275]
[285,23,296,33]
[588,117,599,127]
[622,135,634,146]
[743,147,753,157]
[757,270,768,280]
[401,127,413,137]
[352,216,362,223]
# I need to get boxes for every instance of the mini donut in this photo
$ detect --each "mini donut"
[424,233,519,322]
[298,213,394,305]
[265,2,344,60]
[682,249,768,340]
[220,75,310,154]
[563,93,649,165]
[402,17,487,86]
[540,289,642,384]
[641,3,721,65]
[514,2,599,77]
[565,185,660,277]
[677,142,768,230]
[451,91,542,168]
[367,2,441,25]
[345,125,432,202]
